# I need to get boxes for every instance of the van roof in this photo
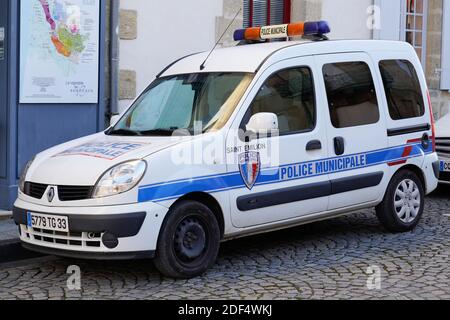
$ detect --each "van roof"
[161,40,413,77]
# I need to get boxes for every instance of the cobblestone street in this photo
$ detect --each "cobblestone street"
[0,185,449,300]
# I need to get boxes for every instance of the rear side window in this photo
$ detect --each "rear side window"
[323,62,380,128]
[246,67,316,135]
[379,60,425,120]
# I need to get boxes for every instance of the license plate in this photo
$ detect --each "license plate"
[27,212,69,232]
[441,160,450,172]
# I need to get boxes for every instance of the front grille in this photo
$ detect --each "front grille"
[24,182,48,199]
[23,183,93,201]
[436,138,450,157]
[20,225,102,248]
[58,186,93,201]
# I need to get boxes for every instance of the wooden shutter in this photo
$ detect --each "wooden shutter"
[243,0,286,28]
[269,0,285,25]
[252,0,268,27]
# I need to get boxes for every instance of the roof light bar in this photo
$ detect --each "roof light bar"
[233,21,330,42]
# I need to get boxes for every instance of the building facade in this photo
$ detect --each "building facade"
[116,0,450,118]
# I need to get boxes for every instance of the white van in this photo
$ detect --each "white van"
[13,22,439,278]
[436,112,450,184]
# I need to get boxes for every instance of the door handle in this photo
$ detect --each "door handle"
[334,137,345,155]
[306,140,322,151]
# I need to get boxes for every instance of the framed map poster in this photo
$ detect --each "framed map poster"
[19,0,100,104]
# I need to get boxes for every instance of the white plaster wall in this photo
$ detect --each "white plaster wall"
[118,0,224,112]
[321,0,374,40]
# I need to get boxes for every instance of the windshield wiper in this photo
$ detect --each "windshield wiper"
[106,128,141,136]
[138,128,179,136]
[107,127,187,137]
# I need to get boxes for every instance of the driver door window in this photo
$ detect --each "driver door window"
[245,67,316,135]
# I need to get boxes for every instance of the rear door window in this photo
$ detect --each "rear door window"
[322,62,380,128]
[379,60,425,120]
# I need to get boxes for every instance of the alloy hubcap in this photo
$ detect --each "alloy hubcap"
[394,179,421,224]
[174,218,206,262]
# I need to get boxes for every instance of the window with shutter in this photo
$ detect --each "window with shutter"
[400,0,428,66]
[243,0,290,28]
[376,1,430,69]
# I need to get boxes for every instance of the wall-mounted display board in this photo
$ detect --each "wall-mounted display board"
[19,0,100,103]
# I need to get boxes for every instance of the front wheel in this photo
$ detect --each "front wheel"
[376,170,425,233]
[154,200,220,279]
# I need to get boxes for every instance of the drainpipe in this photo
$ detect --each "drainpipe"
[110,0,120,115]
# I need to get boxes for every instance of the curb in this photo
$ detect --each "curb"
[0,211,12,218]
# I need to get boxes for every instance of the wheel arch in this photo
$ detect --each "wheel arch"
[394,164,426,191]
[170,192,225,239]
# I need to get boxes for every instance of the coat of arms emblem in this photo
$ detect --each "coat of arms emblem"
[239,151,261,190]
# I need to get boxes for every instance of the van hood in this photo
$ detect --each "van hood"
[435,112,450,138]
[27,132,190,186]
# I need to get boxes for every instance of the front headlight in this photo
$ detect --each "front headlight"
[92,160,147,199]
[19,156,36,193]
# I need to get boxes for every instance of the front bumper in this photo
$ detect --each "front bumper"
[12,198,169,259]
[13,207,147,238]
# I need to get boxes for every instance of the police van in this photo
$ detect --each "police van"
[13,21,440,278]
[436,112,450,184]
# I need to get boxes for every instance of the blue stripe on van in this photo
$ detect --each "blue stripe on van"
[138,141,433,203]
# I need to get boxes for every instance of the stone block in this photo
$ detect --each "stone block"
[216,16,243,47]
[291,0,322,22]
[120,9,138,40]
[119,70,136,100]
[223,0,244,19]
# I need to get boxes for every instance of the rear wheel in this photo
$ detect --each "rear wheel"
[376,170,425,233]
[154,200,220,279]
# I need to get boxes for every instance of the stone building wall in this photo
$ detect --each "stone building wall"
[426,0,450,119]
[291,0,322,21]
[104,0,111,117]
[118,7,137,103]
[112,0,449,118]
[291,0,449,119]
[116,0,232,111]
[215,0,244,46]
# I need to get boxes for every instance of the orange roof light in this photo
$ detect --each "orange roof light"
[234,21,330,41]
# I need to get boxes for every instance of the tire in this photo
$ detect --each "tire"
[153,200,221,279]
[376,170,425,233]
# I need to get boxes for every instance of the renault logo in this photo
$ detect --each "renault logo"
[47,187,55,203]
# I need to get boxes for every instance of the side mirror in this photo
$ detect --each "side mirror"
[110,115,120,127]
[246,113,279,134]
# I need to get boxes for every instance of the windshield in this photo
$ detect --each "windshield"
[108,72,254,136]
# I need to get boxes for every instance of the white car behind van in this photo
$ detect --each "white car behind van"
[436,112,450,184]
